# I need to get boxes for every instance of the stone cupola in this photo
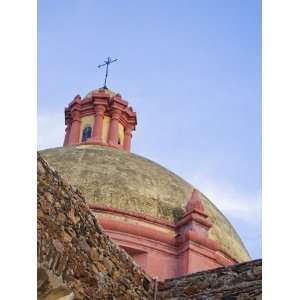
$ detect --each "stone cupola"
[63,88,137,152]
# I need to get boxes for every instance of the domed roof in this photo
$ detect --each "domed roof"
[85,87,116,99]
[39,145,251,262]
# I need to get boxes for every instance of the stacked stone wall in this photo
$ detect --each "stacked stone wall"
[37,153,154,300]
[158,259,262,300]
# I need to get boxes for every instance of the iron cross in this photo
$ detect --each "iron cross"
[98,57,118,89]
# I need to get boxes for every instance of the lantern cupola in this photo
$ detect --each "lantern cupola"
[63,88,137,152]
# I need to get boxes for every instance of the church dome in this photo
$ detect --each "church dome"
[40,144,251,263]
[85,87,116,99]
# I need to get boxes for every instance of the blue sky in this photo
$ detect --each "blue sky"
[38,1,261,258]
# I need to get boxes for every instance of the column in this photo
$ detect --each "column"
[63,122,71,146]
[91,105,105,143]
[108,109,121,146]
[123,125,133,152]
[68,110,81,145]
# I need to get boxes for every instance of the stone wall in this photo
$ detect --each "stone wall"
[158,259,262,299]
[37,153,154,300]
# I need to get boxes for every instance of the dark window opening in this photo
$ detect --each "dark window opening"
[82,126,92,142]
[118,137,121,145]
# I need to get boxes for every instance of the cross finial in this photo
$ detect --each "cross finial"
[97,57,118,89]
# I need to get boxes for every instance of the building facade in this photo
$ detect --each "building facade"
[40,87,250,280]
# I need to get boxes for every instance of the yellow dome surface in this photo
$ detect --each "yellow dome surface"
[39,145,251,262]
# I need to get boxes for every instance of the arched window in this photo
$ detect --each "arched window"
[82,126,92,142]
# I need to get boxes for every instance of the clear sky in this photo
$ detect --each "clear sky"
[38,1,261,258]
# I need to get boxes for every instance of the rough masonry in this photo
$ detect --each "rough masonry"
[158,259,262,300]
[37,153,154,300]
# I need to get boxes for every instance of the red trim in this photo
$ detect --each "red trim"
[175,210,212,229]
[99,218,176,246]
[184,230,219,251]
[89,204,174,229]
[177,241,217,260]
[90,203,238,264]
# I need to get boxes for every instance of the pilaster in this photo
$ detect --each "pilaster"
[108,109,122,146]
[91,104,106,143]
[175,189,221,274]
[123,125,134,151]
[68,110,81,145]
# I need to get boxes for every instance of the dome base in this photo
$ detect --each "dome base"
[91,204,237,280]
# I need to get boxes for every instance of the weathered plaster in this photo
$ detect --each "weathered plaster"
[40,145,251,263]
